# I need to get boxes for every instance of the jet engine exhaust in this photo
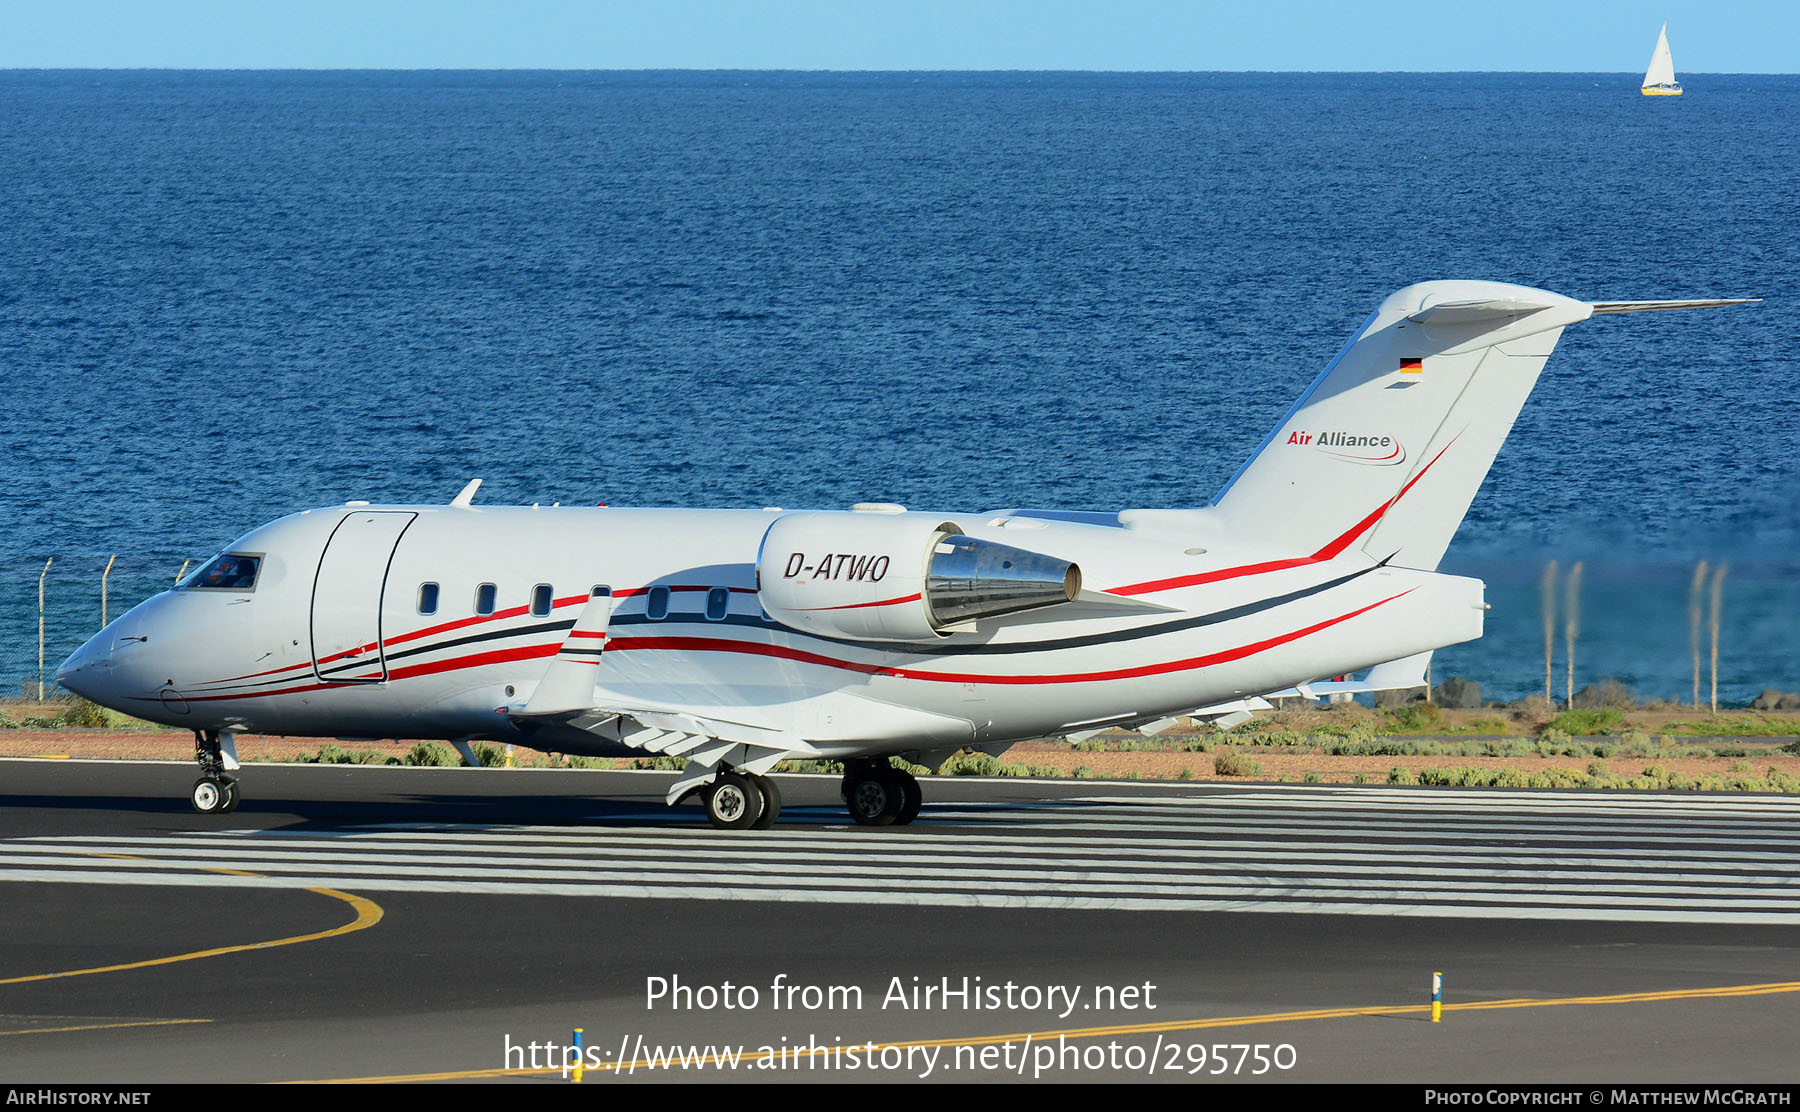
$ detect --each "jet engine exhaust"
[925,533,1081,628]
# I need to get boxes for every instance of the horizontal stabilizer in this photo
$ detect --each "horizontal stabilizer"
[1589,298,1760,315]
[1406,296,1561,324]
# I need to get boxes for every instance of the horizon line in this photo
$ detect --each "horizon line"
[3,66,1795,76]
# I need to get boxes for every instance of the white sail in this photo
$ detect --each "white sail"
[1643,23,1677,89]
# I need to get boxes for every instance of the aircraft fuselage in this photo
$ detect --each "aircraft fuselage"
[60,502,1482,760]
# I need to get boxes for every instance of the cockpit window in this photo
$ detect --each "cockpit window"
[181,553,261,592]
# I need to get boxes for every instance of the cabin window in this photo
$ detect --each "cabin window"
[475,583,497,615]
[417,583,439,615]
[705,587,730,621]
[181,553,261,592]
[647,586,670,620]
[531,584,553,617]
[591,585,611,598]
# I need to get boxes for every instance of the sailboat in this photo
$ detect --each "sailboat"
[1641,22,1682,96]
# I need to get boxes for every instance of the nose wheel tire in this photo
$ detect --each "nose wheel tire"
[191,776,237,815]
[704,771,765,830]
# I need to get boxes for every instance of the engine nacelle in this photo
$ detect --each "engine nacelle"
[757,512,1081,641]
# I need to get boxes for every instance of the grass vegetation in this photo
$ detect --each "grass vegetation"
[1212,749,1263,777]
[0,695,158,731]
[1396,764,1800,793]
[8,688,1799,795]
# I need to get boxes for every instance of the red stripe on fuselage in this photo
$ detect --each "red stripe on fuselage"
[166,583,1409,706]
[802,592,924,612]
[612,585,758,599]
[1107,556,1315,597]
[204,588,635,688]
[604,589,1412,686]
[1110,438,1457,596]
[169,642,565,703]
[200,593,590,687]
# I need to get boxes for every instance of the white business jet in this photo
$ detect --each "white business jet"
[57,281,1753,828]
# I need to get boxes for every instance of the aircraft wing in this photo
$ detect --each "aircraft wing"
[506,702,820,804]
[560,705,819,801]
[502,596,818,802]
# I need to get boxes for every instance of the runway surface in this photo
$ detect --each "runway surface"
[3,759,1799,1083]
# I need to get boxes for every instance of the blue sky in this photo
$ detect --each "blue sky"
[4,1,1795,72]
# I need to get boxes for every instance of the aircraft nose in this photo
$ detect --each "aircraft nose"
[56,632,110,700]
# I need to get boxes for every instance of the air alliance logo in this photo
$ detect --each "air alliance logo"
[1285,429,1406,466]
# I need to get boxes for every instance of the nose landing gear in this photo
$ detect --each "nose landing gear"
[191,729,240,815]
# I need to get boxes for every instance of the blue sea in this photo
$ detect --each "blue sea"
[2,71,1796,704]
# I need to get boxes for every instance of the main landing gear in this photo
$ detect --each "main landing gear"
[191,729,239,815]
[702,770,783,831]
[691,758,923,830]
[841,759,923,827]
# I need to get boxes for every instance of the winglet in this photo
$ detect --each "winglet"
[517,591,613,716]
[450,478,483,508]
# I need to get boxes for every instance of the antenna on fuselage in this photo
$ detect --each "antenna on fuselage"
[450,478,483,508]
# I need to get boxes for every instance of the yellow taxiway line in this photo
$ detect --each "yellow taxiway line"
[0,856,384,986]
[304,977,1800,1083]
[0,1017,213,1037]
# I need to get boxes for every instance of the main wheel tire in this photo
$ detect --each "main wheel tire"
[845,770,902,826]
[749,775,782,829]
[191,777,228,815]
[218,779,239,814]
[894,770,923,826]
[704,771,764,830]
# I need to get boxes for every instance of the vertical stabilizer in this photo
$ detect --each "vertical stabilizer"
[1210,281,1592,571]
[1208,283,1754,571]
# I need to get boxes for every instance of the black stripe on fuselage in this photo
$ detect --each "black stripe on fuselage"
[314,617,580,680]
[612,562,1384,657]
[216,615,583,683]
[209,563,1378,692]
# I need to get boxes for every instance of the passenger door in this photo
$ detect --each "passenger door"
[311,510,418,682]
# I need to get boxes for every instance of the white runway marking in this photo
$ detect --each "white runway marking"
[6,786,1800,924]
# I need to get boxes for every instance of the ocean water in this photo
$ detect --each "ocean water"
[2,71,1796,703]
